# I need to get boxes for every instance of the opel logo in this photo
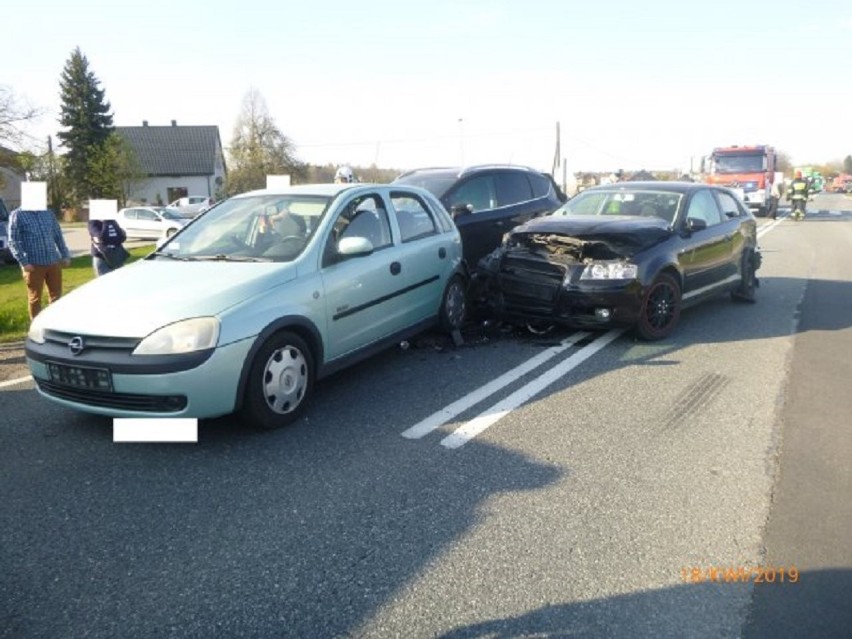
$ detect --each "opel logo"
[68,336,85,356]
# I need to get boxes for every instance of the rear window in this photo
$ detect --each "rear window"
[393,172,458,198]
[529,172,553,199]
[495,172,533,206]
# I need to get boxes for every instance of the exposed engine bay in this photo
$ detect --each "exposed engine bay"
[503,233,625,264]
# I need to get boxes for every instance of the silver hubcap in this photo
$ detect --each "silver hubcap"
[262,346,308,414]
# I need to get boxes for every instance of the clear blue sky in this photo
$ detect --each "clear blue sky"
[5,0,852,173]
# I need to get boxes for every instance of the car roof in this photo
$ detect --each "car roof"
[582,181,718,195]
[396,164,546,180]
[233,183,434,199]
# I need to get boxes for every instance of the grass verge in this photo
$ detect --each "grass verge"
[0,245,154,344]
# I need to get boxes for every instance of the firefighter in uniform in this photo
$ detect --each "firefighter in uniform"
[787,170,810,220]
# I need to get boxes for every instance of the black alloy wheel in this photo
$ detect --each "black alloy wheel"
[731,250,757,303]
[636,273,682,340]
[242,331,314,430]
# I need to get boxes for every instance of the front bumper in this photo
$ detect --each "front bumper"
[742,189,766,207]
[26,338,254,419]
[488,272,645,328]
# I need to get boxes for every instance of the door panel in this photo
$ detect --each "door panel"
[678,190,734,298]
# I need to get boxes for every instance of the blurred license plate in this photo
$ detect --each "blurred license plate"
[47,362,113,391]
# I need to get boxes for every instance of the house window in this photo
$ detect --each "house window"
[167,187,189,205]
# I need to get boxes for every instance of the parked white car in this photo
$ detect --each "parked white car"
[166,196,213,217]
[116,206,189,240]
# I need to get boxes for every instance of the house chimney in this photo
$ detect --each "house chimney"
[171,120,177,126]
[142,120,148,126]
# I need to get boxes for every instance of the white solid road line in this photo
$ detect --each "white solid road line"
[440,328,625,449]
[757,215,786,238]
[401,331,592,440]
[0,375,33,389]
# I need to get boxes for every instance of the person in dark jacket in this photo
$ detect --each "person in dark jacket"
[88,218,128,276]
[787,170,810,220]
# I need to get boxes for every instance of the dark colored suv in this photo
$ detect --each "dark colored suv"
[393,165,566,269]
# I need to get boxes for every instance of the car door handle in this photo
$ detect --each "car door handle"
[390,262,401,275]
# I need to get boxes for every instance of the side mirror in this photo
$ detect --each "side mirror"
[684,217,707,233]
[450,203,473,219]
[337,236,374,257]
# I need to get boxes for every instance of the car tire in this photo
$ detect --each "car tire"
[166,228,177,238]
[241,331,314,430]
[636,272,682,340]
[439,275,467,333]
[731,250,757,303]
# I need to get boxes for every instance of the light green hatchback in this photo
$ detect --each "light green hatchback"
[26,184,467,429]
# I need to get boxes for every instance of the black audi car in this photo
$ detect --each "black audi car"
[475,182,760,340]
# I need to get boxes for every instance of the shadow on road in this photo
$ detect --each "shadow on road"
[0,399,561,638]
[434,569,852,638]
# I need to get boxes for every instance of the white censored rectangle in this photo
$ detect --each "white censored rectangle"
[113,418,198,443]
[266,174,291,188]
[21,181,48,210]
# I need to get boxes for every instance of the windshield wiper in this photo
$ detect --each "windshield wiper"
[192,254,271,262]
[152,252,193,261]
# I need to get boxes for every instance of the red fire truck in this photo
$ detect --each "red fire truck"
[703,145,777,216]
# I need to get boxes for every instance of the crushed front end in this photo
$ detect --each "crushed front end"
[477,232,646,329]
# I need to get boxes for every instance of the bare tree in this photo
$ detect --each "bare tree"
[0,85,42,150]
[226,88,303,194]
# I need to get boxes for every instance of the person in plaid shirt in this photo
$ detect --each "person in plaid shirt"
[8,208,71,320]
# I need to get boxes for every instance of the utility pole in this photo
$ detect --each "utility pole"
[47,135,59,214]
[552,121,561,178]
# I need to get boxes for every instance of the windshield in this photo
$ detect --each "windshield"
[394,171,458,198]
[154,194,331,262]
[551,190,682,224]
[713,154,764,174]
[159,209,184,221]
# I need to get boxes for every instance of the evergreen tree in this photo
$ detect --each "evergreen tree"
[843,155,852,175]
[57,47,114,204]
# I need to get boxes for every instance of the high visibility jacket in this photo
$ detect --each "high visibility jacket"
[789,178,809,201]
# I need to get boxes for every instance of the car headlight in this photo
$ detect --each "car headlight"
[580,262,638,280]
[133,317,220,355]
[28,316,46,344]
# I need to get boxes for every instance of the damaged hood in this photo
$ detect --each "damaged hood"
[510,215,673,257]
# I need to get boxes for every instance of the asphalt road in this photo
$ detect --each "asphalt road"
[1,194,850,638]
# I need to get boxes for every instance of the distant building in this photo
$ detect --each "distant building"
[0,146,24,209]
[115,121,226,206]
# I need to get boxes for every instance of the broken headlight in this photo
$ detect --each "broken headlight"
[580,261,638,280]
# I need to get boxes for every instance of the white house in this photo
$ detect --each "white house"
[115,121,227,206]
[0,146,24,209]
